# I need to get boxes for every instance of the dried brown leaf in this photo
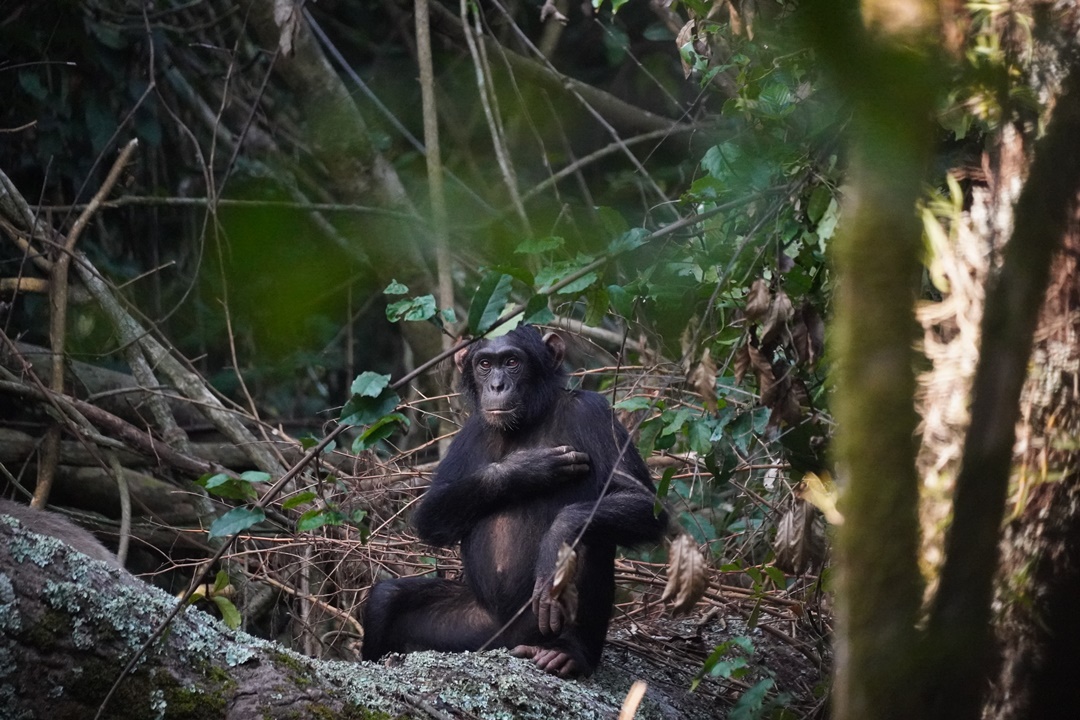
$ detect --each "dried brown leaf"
[773,498,826,575]
[733,344,751,386]
[676,21,696,78]
[749,345,780,405]
[790,318,809,365]
[551,542,579,622]
[661,533,708,614]
[539,0,568,24]
[273,0,300,56]
[744,279,771,323]
[801,302,825,364]
[761,290,794,347]
[691,349,718,412]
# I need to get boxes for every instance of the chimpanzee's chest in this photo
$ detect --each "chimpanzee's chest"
[460,483,589,615]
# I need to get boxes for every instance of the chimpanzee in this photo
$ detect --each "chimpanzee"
[361,325,667,676]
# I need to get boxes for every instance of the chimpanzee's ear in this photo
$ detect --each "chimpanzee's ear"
[454,343,471,374]
[542,332,566,369]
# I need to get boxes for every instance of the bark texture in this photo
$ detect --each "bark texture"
[0,505,716,720]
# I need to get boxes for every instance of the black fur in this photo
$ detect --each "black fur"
[361,326,666,675]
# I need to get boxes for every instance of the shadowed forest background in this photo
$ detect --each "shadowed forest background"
[2,0,1080,718]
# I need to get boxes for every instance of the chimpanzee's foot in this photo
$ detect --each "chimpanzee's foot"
[511,644,580,677]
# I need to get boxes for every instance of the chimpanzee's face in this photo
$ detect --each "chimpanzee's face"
[470,336,533,429]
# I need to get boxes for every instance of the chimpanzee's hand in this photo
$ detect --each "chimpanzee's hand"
[502,445,590,484]
[531,574,577,635]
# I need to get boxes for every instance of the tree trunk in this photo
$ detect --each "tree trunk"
[0,503,716,720]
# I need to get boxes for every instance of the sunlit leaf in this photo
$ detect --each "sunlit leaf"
[212,596,242,630]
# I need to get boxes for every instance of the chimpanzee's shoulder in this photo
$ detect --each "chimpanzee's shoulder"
[563,388,616,418]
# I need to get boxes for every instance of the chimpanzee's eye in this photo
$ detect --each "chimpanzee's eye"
[506,358,519,368]
[478,359,492,370]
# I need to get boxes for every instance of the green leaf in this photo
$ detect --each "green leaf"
[584,286,609,326]
[350,372,391,398]
[595,207,629,237]
[556,271,598,295]
[18,71,47,100]
[208,507,265,539]
[201,473,230,490]
[614,396,652,412]
[297,508,346,533]
[709,656,749,679]
[384,279,409,295]
[515,236,564,254]
[197,473,256,501]
[352,413,409,452]
[765,565,788,588]
[730,679,775,720]
[522,294,555,325]
[212,595,242,630]
[282,491,317,510]
[608,227,649,254]
[607,284,634,318]
[638,416,664,457]
[439,307,458,326]
[240,471,271,484]
[386,295,437,323]
[468,272,514,335]
[806,185,832,225]
[654,467,675,517]
[339,387,401,427]
[212,569,230,594]
[687,419,714,457]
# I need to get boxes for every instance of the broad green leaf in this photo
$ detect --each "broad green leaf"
[522,294,555,325]
[584,286,609,326]
[608,227,649,254]
[614,396,653,412]
[212,595,242,629]
[208,507,265,539]
[730,679,775,720]
[202,473,230,490]
[212,569,230,593]
[654,467,675,517]
[297,508,346,533]
[198,473,256,501]
[607,284,634,318]
[515,236,564,254]
[468,272,514,335]
[339,387,400,426]
[687,419,714,457]
[806,185,832,225]
[240,471,271,484]
[709,656,749,679]
[350,372,391,398]
[556,271,598,295]
[282,491,317,510]
[595,207,629,237]
[352,413,409,452]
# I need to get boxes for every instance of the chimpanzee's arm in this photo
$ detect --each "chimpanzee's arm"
[527,394,667,636]
[412,421,590,547]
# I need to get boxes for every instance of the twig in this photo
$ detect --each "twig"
[33,139,139,510]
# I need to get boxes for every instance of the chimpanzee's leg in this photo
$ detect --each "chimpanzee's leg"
[511,544,616,677]
[361,576,505,661]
